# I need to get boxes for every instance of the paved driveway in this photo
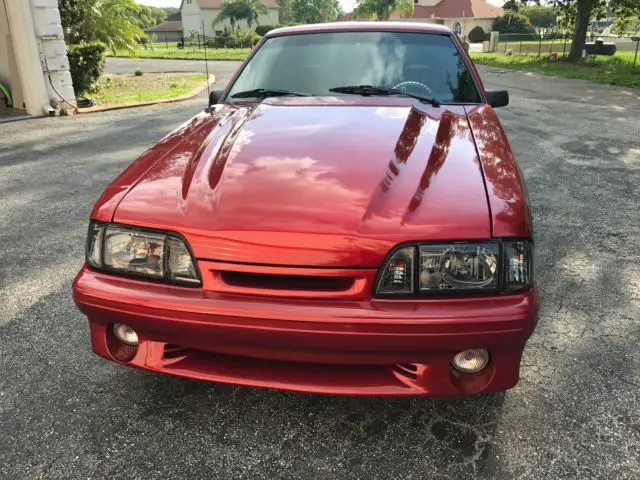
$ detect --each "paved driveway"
[1,67,639,479]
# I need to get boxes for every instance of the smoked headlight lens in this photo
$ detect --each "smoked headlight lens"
[503,240,533,292]
[86,222,104,268]
[86,222,200,286]
[376,246,414,294]
[376,240,532,296]
[419,243,498,292]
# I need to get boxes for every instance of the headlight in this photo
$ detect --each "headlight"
[376,240,532,296]
[86,222,201,286]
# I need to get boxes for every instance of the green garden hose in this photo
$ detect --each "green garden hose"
[0,82,12,108]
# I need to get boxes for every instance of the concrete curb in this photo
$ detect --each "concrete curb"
[78,74,215,114]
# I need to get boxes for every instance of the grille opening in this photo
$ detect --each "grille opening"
[392,364,420,381]
[220,271,354,292]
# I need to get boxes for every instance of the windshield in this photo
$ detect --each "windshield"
[226,31,482,104]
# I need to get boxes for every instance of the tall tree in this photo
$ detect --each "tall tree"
[521,5,557,32]
[215,0,270,29]
[293,0,343,23]
[241,0,269,27]
[59,0,144,52]
[292,0,343,23]
[353,0,413,21]
[214,0,246,29]
[277,0,294,24]
[550,0,640,61]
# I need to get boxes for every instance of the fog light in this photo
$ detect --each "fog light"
[112,323,139,346]
[452,349,489,374]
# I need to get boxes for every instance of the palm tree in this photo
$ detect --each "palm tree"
[59,0,144,52]
[92,0,144,52]
[214,0,245,29]
[215,0,268,29]
[354,0,413,21]
[242,0,269,27]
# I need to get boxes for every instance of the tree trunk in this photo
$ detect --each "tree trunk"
[568,0,595,61]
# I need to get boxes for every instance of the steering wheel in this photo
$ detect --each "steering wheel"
[392,81,433,96]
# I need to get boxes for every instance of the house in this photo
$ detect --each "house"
[0,0,75,118]
[337,0,502,38]
[181,0,279,37]
[144,12,184,43]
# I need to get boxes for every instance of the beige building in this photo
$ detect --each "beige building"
[0,0,75,118]
[338,0,502,38]
[181,0,280,37]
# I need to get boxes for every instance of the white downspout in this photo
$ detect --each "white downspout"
[4,0,51,115]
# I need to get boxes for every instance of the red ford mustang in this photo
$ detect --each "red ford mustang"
[73,22,537,396]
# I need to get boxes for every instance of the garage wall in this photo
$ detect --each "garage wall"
[0,0,12,90]
[30,0,75,102]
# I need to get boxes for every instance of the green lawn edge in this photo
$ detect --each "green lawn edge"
[471,53,640,88]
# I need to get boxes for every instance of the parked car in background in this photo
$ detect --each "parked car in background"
[73,22,537,396]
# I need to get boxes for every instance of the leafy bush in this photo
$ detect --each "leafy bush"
[492,12,534,34]
[255,24,283,36]
[227,29,261,48]
[468,26,486,42]
[67,42,106,95]
[134,69,143,76]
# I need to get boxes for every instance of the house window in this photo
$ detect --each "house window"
[453,22,462,35]
[413,0,418,4]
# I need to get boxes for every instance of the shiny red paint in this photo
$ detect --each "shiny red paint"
[112,102,492,266]
[74,22,537,396]
[74,268,537,395]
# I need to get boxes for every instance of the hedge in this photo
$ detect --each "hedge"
[255,24,282,36]
[468,26,487,43]
[67,43,106,96]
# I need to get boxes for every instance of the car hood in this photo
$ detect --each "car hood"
[113,102,492,267]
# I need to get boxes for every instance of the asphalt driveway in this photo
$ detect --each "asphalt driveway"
[1,65,639,479]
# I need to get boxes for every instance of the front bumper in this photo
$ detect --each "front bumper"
[73,266,538,396]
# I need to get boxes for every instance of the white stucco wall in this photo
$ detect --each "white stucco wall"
[30,0,75,102]
[1,0,74,115]
[182,2,279,37]
[182,0,202,36]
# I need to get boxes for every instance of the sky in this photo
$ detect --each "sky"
[135,0,504,16]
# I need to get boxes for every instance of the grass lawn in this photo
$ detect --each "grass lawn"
[108,43,250,61]
[90,72,209,108]
[471,51,640,88]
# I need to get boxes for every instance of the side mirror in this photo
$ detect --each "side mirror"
[209,89,224,106]
[486,90,509,108]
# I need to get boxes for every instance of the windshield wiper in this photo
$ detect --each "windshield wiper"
[230,88,310,99]
[329,85,440,107]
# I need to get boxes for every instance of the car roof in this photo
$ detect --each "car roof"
[267,22,454,37]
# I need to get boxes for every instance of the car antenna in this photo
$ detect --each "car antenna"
[202,20,210,100]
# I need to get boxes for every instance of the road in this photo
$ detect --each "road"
[105,57,241,84]
[1,61,639,479]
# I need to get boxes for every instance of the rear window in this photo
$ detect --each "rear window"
[227,31,482,104]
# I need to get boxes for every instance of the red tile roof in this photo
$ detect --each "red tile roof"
[338,0,501,21]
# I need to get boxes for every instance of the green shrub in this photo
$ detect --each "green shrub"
[255,24,282,36]
[134,69,143,76]
[468,26,487,43]
[492,12,534,34]
[228,29,261,48]
[67,43,106,96]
